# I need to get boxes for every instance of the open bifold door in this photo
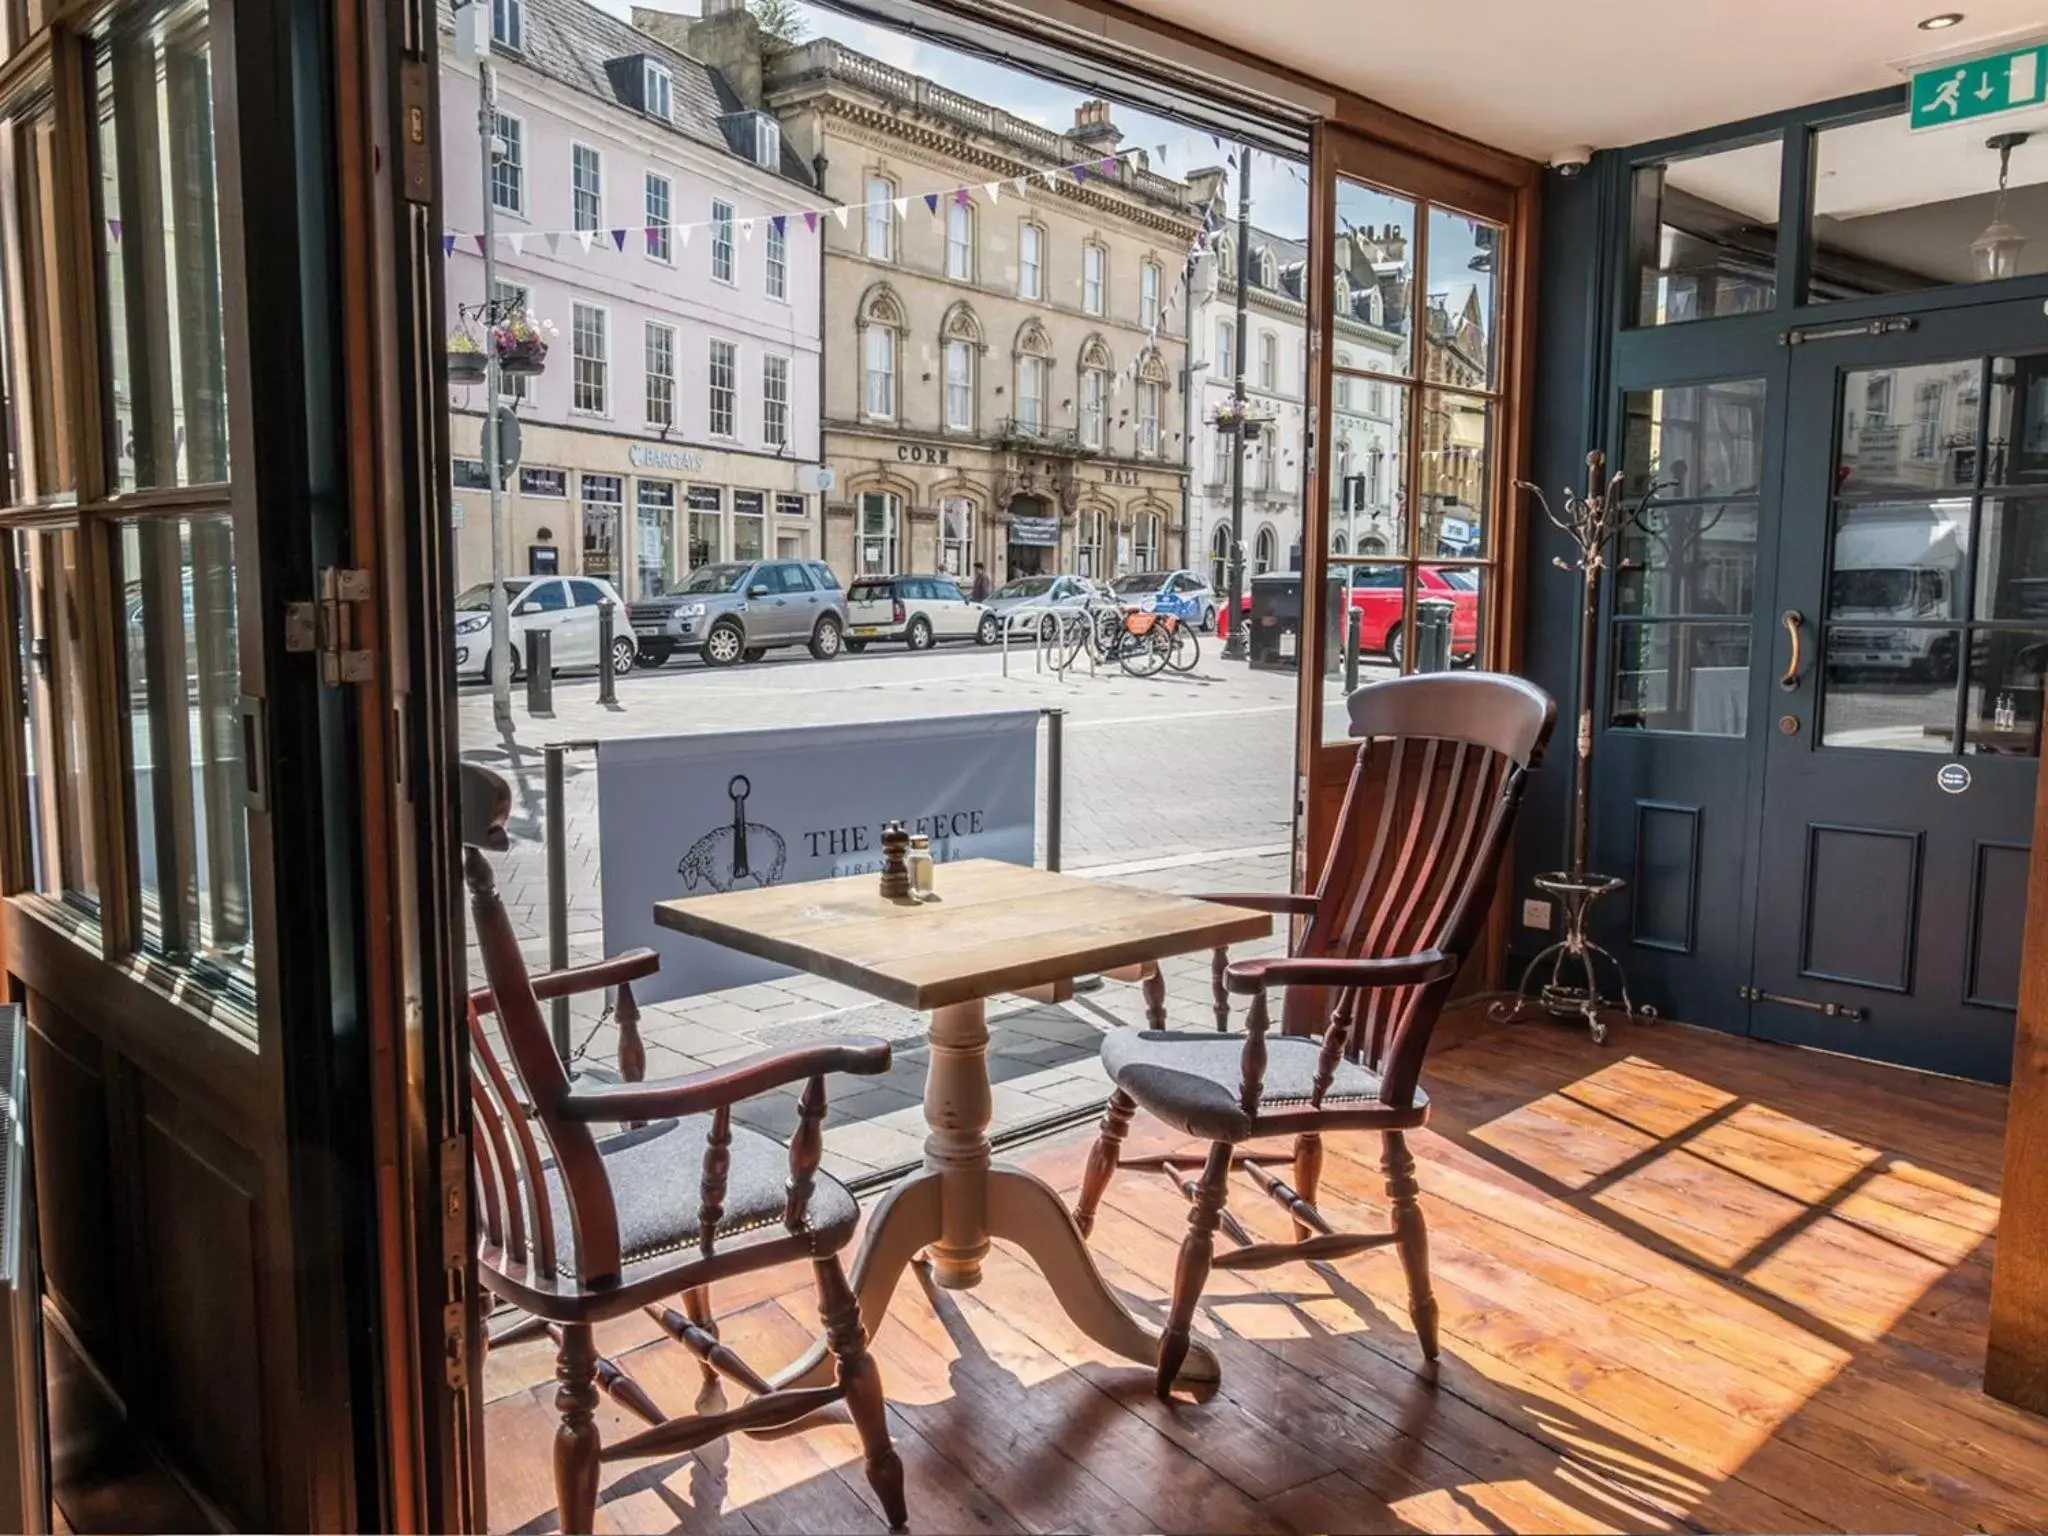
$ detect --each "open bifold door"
[0,1005,48,1535]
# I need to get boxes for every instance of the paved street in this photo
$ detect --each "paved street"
[460,638,1385,1182]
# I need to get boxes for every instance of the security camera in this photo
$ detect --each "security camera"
[1550,146,1593,177]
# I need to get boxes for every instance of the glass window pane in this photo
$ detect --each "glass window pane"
[1964,630,2047,756]
[1419,391,1489,557]
[1329,381,1406,557]
[96,0,230,492]
[1623,379,1767,500]
[1424,207,1500,390]
[1831,499,1969,629]
[1836,360,1981,496]
[1810,112,2048,303]
[14,529,97,902]
[1333,178,1413,375]
[3,111,77,498]
[1611,621,1753,735]
[1322,562,1408,742]
[1821,632,1959,750]
[1988,354,2048,487]
[1629,137,1781,326]
[1618,503,1758,617]
[118,513,249,978]
[1977,496,2048,620]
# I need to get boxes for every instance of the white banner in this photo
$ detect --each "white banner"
[596,713,1041,1003]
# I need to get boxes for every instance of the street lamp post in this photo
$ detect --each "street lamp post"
[1220,145,1253,660]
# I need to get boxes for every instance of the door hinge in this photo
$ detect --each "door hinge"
[1737,984,1867,1020]
[285,567,376,685]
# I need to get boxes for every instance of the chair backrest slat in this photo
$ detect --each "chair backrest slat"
[469,1073,511,1255]
[1299,674,1554,1106]
[461,762,625,1285]
[468,1003,555,1276]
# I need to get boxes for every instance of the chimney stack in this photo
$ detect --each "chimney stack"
[1069,98,1122,151]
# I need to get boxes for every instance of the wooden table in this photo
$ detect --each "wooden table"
[655,858,1271,1391]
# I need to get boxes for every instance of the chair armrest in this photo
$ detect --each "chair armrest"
[469,948,661,1016]
[1225,951,1455,996]
[1195,892,1321,916]
[555,1037,893,1123]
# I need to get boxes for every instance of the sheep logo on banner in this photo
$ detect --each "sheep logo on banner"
[677,774,788,893]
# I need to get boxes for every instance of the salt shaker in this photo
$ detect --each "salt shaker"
[907,834,935,900]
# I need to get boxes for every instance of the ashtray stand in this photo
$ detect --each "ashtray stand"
[1491,871,1653,1045]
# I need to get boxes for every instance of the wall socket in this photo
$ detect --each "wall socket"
[1521,898,1554,931]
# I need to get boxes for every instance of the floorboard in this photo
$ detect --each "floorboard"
[483,1008,2048,1534]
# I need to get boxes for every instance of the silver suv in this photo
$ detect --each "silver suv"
[627,559,847,668]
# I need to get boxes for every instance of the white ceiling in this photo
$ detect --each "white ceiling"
[1109,0,2048,160]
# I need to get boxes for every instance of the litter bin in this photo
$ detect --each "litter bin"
[1246,571,1344,673]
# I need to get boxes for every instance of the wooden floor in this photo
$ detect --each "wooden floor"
[482,1007,2048,1534]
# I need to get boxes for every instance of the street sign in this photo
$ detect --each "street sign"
[1908,43,2048,131]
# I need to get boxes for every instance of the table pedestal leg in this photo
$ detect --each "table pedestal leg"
[765,994,1218,1396]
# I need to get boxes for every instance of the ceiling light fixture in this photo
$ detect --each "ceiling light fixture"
[1918,12,1964,28]
[1972,132,2029,281]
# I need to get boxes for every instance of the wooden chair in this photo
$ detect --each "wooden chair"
[1072,672,1555,1398]
[460,762,909,1534]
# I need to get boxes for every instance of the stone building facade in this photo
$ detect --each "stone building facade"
[646,4,1209,584]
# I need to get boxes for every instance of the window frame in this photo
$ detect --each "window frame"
[765,216,787,300]
[643,170,671,263]
[571,141,603,233]
[493,0,523,50]
[491,109,525,216]
[707,336,738,439]
[944,338,975,433]
[642,58,672,123]
[762,352,789,448]
[946,197,974,281]
[863,321,896,422]
[644,319,676,429]
[1140,261,1160,329]
[865,174,895,262]
[1082,241,1105,316]
[571,300,610,416]
[710,197,735,285]
[1018,219,1043,299]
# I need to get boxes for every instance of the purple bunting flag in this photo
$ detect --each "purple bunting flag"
[771,213,787,235]
[108,217,123,244]
[1098,155,1116,176]
[1072,166,1087,185]
[440,231,454,257]
[474,233,488,254]
[923,191,940,216]
[803,210,818,233]
[954,186,971,207]
[611,229,628,251]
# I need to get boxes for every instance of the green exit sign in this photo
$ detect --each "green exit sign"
[1909,43,2048,130]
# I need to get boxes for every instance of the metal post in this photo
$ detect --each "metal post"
[481,55,512,728]
[597,599,618,706]
[544,743,571,1060]
[1219,144,1253,661]
[525,628,553,717]
[1045,707,1064,873]
[1344,604,1361,695]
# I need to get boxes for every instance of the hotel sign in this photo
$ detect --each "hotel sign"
[1908,44,2048,131]
[629,443,705,472]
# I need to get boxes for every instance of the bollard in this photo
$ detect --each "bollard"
[1045,707,1064,872]
[597,600,619,706]
[1416,601,1452,674]
[525,627,554,716]
[544,743,571,1059]
[1344,604,1362,695]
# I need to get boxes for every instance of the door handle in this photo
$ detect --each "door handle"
[1780,610,1805,692]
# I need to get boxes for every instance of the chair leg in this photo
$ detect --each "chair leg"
[1157,1141,1233,1401]
[1382,1130,1439,1364]
[817,1256,908,1533]
[682,1284,717,1385]
[1141,966,1167,1030]
[1073,1089,1135,1238]
[1291,1133,1324,1243]
[552,1322,602,1536]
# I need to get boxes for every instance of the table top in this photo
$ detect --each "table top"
[653,858,1272,1011]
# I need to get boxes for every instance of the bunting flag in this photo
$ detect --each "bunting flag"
[441,231,455,257]
[644,224,661,253]
[575,229,595,253]
[610,228,628,251]
[473,233,488,254]
[508,232,527,255]
[954,186,971,207]
[803,210,818,232]
[107,217,123,244]
[922,191,939,216]
[832,205,848,228]
[770,213,787,236]
[1013,175,1029,195]
[677,224,691,249]
[1042,168,1059,187]
[984,180,1001,203]
[1097,155,1116,176]
[1071,166,1087,185]
[891,196,908,221]
[740,217,755,240]
[544,231,561,255]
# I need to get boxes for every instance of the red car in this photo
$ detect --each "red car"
[1221,565,1481,666]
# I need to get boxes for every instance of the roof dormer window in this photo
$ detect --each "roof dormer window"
[754,113,780,170]
[643,60,672,123]
[492,0,522,50]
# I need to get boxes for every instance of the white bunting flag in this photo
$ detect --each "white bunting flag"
[984,181,1001,203]
[677,224,692,249]
[1013,175,1029,195]
[832,205,849,228]
[507,232,527,256]
[1042,168,1059,187]
[891,197,908,220]
[575,229,596,253]
[740,218,755,241]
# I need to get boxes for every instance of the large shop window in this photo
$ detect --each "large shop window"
[1319,182,1506,742]
[0,0,255,1004]
[858,491,899,575]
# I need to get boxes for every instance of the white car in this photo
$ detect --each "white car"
[453,575,635,682]
[844,574,997,650]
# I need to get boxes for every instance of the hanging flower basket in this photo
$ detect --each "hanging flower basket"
[446,327,487,384]
[493,309,557,377]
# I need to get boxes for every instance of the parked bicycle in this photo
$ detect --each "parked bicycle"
[1057,606,1178,678]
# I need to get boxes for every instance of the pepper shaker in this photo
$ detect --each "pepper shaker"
[907,834,934,901]
[879,820,911,898]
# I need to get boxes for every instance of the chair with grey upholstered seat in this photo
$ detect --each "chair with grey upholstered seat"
[1072,672,1555,1399]
[460,762,907,1534]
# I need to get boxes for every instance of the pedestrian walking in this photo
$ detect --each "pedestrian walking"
[970,562,992,603]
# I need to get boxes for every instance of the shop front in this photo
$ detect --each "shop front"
[449,421,823,599]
